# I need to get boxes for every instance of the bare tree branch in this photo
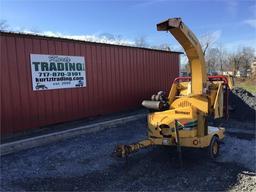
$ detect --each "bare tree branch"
[0,20,8,30]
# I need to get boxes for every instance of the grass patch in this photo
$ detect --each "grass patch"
[235,79,256,94]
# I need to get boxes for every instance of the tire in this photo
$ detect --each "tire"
[208,136,220,160]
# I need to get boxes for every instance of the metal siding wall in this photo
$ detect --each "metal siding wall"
[1,33,180,136]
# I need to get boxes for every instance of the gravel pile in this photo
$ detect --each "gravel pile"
[232,88,256,110]
[229,88,256,122]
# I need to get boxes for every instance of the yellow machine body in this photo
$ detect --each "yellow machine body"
[146,80,225,148]
[114,18,231,158]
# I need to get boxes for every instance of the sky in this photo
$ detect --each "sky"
[1,0,256,54]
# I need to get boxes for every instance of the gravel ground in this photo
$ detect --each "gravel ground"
[1,118,255,191]
[1,87,255,191]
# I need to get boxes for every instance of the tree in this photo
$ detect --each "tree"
[217,43,228,72]
[205,48,221,73]
[205,44,228,74]
[200,32,219,55]
[0,20,8,30]
[226,47,255,77]
[151,43,171,51]
[158,43,171,51]
[181,32,218,74]
[240,47,255,76]
[227,51,243,76]
[135,36,147,47]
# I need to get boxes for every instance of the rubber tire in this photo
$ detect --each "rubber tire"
[208,136,220,160]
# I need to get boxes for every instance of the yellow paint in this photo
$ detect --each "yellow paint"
[115,18,228,157]
[150,127,225,148]
[158,19,207,95]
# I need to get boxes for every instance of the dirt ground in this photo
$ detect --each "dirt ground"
[1,117,255,191]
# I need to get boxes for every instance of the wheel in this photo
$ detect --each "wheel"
[208,136,220,159]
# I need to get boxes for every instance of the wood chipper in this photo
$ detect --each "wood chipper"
[114,18,232,160]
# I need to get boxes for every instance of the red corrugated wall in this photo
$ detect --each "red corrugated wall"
[0,32,180,136]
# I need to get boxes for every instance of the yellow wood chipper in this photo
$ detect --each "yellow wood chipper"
[114,18,232,160]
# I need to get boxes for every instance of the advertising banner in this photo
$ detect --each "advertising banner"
[30,54,86,90]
